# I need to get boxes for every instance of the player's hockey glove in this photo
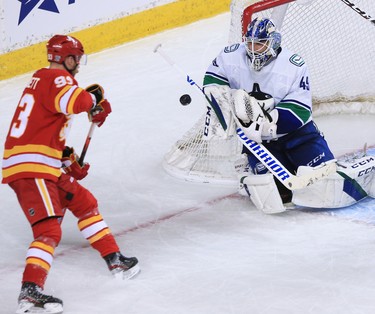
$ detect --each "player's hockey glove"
[62,146,90,180]
[86,84,112,127]
[86,83,104,104]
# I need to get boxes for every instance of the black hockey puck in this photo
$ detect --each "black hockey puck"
[179,94,191,106]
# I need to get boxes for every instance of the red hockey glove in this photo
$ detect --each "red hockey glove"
[62,146,90,180]
[89,99,112,127]
[86,84,112,127]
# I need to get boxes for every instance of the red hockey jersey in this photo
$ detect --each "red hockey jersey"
[2,68,93,183]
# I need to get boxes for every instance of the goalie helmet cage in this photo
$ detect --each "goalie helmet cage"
[163,0,375,186]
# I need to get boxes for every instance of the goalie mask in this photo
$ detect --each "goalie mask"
[244,18,281,71]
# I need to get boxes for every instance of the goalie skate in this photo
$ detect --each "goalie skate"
[16,282,63,314]
[104,252,140,280]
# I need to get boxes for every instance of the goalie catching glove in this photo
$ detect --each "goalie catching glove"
[232,89,278,143]
[86,84,112,127]
[62,146,90,180]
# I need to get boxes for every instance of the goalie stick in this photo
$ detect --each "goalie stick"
[153,44,227,130]
[154,44,337,190]
[236,128,336,190]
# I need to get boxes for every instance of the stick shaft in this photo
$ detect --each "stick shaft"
[154,44,203,91]
[154,44,227,129]
[79,123,96,165]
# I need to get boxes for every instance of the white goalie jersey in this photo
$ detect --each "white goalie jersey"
[203,43,313,139]
[205,43,310,103]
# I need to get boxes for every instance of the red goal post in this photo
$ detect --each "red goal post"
[241,0,295,37]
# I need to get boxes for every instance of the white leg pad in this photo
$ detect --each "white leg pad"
[240,173,285,214]
[370,179,375,198]
[293,156,375,208]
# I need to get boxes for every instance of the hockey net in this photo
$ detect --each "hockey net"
[163,0,375,185]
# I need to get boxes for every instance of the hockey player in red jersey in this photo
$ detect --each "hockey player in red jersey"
[2,34,140,314]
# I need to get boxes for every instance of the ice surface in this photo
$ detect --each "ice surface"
[1,12,375,314]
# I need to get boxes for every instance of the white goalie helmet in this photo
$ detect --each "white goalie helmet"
[244,17,282,71]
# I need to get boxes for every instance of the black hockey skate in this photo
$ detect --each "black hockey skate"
[104,252,140,280]
[16,282,63,314]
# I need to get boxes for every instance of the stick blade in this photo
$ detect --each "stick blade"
[290,161,337,190]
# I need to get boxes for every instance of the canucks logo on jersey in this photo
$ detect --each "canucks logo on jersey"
[289,54,305,67]
[224,44,240,53]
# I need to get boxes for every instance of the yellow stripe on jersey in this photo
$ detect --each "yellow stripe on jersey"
[78,214,103,230]
[88,228,111,245]
[3,144,61,159]
[67,87,84,114]
[55,86,85,114]
[55,85,71,113]
[35,179,56,217]
[2,163,61,178]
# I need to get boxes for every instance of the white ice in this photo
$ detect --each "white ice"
[1,12,375,314]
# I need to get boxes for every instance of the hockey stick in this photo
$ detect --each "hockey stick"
[78,122,96,165]
[340,0,375,26]
[154,44,337,190]
[153,44,227,130]
[236,128,336,190]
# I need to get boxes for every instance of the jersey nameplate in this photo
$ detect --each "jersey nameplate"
[289,54,305,67]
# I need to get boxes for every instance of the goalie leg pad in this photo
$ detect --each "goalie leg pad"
[370,178,375,198]
[240,173,285,214]
[293,156,375,208]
